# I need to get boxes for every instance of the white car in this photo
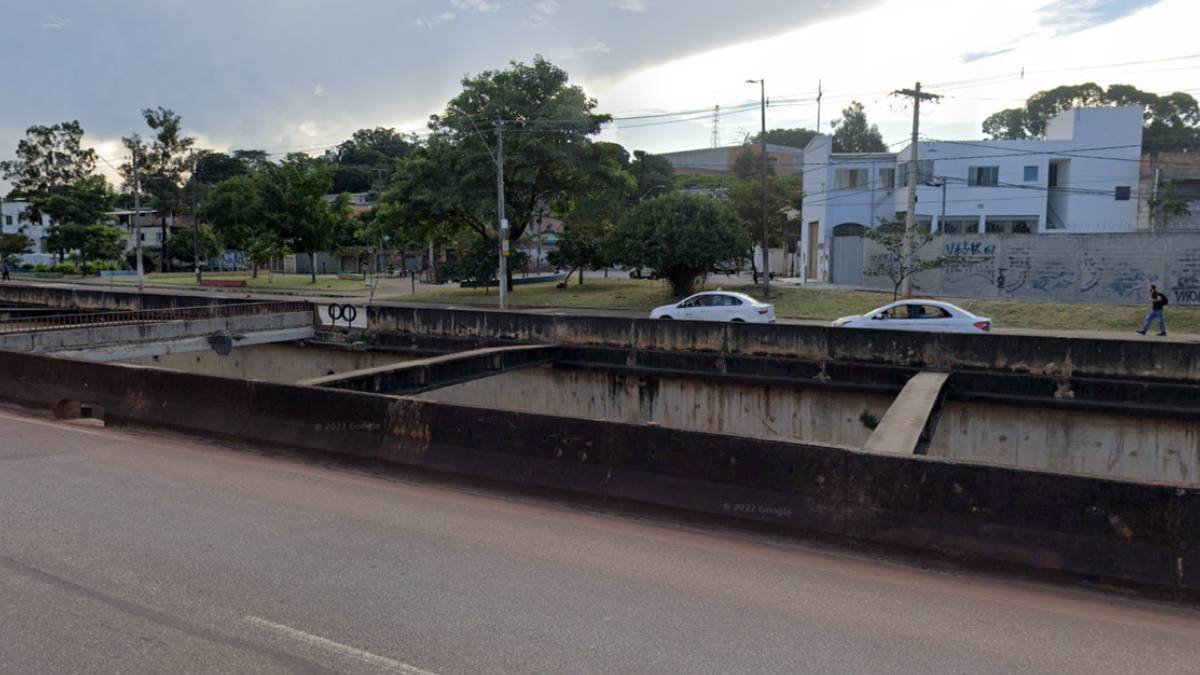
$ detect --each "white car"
[832,300,992,333]
[650,291,776,324]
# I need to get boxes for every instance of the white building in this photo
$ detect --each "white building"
[0,200,54,264]
[802,106,1144,283]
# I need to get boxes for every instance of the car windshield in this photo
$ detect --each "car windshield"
[877,304,953,319]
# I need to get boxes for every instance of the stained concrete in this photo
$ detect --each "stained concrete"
[928,400,1200,486]
[863,372,948,455]
[121,342,413,384]
[417,365,892,448]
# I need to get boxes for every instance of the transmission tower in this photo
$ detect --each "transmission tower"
[710,105,720,148]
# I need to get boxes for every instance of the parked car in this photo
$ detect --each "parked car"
[831,300,991,333]
[650,291,776,323]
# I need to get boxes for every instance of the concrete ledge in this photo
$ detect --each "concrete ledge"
[1,348,1197,599]
[863,372,949,455]
[300,344,557,394]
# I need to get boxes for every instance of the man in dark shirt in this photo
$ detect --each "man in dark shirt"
[1137,284,1168,336]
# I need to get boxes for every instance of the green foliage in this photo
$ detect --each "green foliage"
[753,127,819,149]
[257,154,352,281]
[193,150,249,185]
[1149,179,1194,227]
[338,127,417,167]
[0,121,97,210]
[982,83,1200,151]
[332,165,375,193]
[201,174,262,250]
[863,221,957,300]
[1,233,34,262]
[167,222,221,264]
[732,144,776,180]
[727,176,803,247]
[385,56,609,257]
[607,192,751,297]
[231,149,272,171]
[832,101,887,153]
[37,175,116,228]
[46,224,124,272]
[120,107,197,271]
[629,150,674,199]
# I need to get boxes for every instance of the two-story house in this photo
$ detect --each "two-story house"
[0,200,54,264]
[802,106,1144,283]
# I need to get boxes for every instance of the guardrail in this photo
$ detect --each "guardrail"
[0,301,311,335]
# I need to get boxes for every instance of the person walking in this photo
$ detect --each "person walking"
[1138,284,1168,336]
[1,263,10,281]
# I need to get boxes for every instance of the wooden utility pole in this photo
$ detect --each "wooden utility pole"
[495,115,508,310]
[132,144,145,293]
[892,82,941,297]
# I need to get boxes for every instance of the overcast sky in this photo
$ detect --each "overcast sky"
[2,0,1196,188]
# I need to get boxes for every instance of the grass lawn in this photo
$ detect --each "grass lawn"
[385,278,1200,334]
[95,272,370,293]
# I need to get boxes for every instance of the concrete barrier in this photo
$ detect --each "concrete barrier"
[1,348,1197,599]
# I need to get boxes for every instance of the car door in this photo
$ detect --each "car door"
[676,294,703,320]
[688,294,718,321]
[872,303,917,331]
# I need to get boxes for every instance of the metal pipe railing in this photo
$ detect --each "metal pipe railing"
[0,301,311,335]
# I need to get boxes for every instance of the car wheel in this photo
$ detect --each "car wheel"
[730,318,745,323]
[659,315,673,320]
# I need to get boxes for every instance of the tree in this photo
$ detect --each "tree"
[0,121,97,217]
[201,174,262,255]
[257,154,352,282]
[728,175,802,246]
[549,142,637,283]
[982,83,1200,151]
[832,102,887,153]
[45,224,123,272]
[38,175,118,264]
[0,233,33,264]
[1149,179,1194,228]
[607,192,751,297]
[332,165,375,193]
[168,222,220,265]
[387,56,609,289]
[753,127,818,149]
[732,143,776,180]
[120,107,196,271]
[232,149,272,171]
[863,221,956,300]
[629,150,674,199]
[193,151,248,185]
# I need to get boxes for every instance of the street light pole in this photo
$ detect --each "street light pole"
[132,142,145,293]
[495,115,508,310]
[747,78,770,298]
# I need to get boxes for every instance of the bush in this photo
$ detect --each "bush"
[54,261,78,275]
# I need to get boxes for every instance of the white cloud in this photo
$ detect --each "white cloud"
[612,0,647,11]
[533,0,560,14]
[578,38,611,54]
[440,11,456,20]
[451,0,501,12]
[525,13,550,28]
[313,83,325,96]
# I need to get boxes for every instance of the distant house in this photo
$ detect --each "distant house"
[659,144,805,177]
[1138,151,1200,231]
[0,200,52,263]
[803,106,1145,283]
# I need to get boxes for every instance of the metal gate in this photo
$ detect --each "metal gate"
[831,223,865,285]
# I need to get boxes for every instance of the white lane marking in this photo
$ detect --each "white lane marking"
[0,411,115,440]
[244,615,437,675]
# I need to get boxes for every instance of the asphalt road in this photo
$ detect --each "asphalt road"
[3,405,1200,674]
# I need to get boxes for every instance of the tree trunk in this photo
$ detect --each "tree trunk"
[669,273,694,298]
[577,267,583,285]
[309,252,317,283]
[251,262,259,279]
[160,215,169,272]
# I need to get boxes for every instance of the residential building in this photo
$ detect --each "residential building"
[660,144,805,177]
[803,106,1145,283]
[108,209,165,252]
[1,200,53,263]
[1138,151,1200,230]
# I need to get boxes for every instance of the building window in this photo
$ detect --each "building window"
[985,217,1037,234]
[1023,165,1038,182]
[1115,186,1131,201]
[878,168,895,190]
[968,166,1000,187]
[940,218,978,235]
[834,168,869,190]
[897,160,933,187]
[4,215,11,226]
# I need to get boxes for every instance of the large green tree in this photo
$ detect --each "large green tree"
[728,175,802,249]
[982,83,1200,151]
[231,149,272,171]
[0,233,34,263]
[381,56,609,288]
[257,154,351,282]
[38,175,118,266]
[193,150,249,185]
[120,107,196,271]
[832,101,887,153]
[0,121,97,215]
[550,142,636,283]
[607,192,750,297]
[629,150,674,199]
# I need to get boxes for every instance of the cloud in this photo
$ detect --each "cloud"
[525,14,550,28]
[533,0,559,14]
[578,39,610,54]
[959,47,1016,62]
[40,15,70,29]
[612,0,648,11]
[313,83,325,96]
[1037,0,1163,35]
[451,0,500,12]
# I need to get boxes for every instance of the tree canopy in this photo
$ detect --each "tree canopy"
[607,192,750,297]
[752,127,819,149]
[0,121,97,208]
[981,83,1200,151]
[832,102,887,153]
[257,154,351,281]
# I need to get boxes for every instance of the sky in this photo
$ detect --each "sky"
[2,0,1197,190]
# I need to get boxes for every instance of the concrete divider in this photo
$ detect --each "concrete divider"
[1,348,1196,599]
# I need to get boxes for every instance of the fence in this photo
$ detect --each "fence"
[0,301,311,335]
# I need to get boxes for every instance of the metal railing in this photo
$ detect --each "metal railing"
[0,301,311,335]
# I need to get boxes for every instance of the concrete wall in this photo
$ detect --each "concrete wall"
[3,349,1200,597]
[419,366,891,448]
[929,400,1200,486]
[121,342,412,383]
[864,231,1200,307]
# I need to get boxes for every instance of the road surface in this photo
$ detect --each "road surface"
[2,405,1200,673]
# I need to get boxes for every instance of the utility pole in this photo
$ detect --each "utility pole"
[816,79,823,131]
[892,81,941,298]
[747,78,770,298]
[496,115,508,310]
[191,154,201,283]
[132,144,145,293]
